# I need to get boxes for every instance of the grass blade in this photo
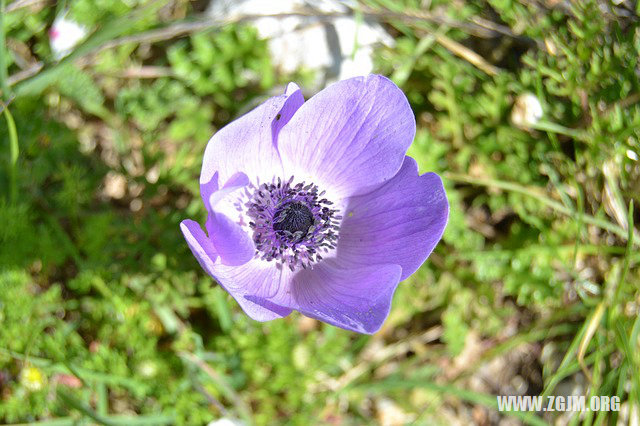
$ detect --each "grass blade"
[577,302,605,382]
[57,388,117,426]
[2,104,18,203]
[445,173,638,247]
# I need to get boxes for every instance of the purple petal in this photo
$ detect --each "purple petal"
[208,172,250,210]
[286,260,402,334]
[180,219,218,275]
[277,75,415,198]
[211,260,294,321]
[205,212,254,266]
[272,83,304,145]
[182,222,291,321]
[196,172,254,266]
[337,156,449,280]
[244,260,401,333]
[201,83,304,186]
[200,172,219,211]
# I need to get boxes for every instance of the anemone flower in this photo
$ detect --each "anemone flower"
[181,75,448,334]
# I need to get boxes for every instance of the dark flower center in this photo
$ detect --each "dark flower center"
[245,177,341,271]
[273,202,314,242]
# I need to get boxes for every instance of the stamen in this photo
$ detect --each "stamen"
[245,177,340,270]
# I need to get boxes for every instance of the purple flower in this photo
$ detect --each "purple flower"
[181,75,448,334]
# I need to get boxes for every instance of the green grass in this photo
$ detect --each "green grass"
[0,0,638,424]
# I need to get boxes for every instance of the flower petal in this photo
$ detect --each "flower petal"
[272,83,305,144]
[278,74,415,198]
[196,171,255,266]
[206,212,254,266]
[244,260,401,333]
[201,83,304,186]
[292,260,402,334]
[180,219,218,275]
[182,221,291,321]
[337,156,448,280]
[200,172,219,212]
[211,259,294,321]
[208,172,250,210]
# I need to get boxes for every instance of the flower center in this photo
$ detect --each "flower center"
[273,201,314,242]
[245,177,341,271]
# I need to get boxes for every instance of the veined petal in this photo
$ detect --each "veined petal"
[201,83,304,186]
[278,75,415,198]
[206,212,254,266]
[294,262,402,334]
[249,260,402,334]
[208,172,250,210]
[337,157,448,280]
[200,171,219,212]
[198,172,254,266]
[180,219,218,275]
[212,259,294,321]
[182,221,291,321]
[272,83,305,145]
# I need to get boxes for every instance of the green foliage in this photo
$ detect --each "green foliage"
[55,65,109,118]
[69,0,156,27]
[168,27,275,109]
[116,77,213,141]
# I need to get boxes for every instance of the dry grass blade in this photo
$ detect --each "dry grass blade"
[434,32,501,76]
[6,0,47,13]
[328,326,442,391]
[578,302,605,382]
[179,352,253,423]
[445,172,640,247]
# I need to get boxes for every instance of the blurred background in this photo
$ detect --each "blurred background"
[1,0,639,424]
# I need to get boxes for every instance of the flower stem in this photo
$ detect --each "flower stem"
[2,104,18,204]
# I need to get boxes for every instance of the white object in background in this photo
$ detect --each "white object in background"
[208,0,394,88]
[207,419,245,426]
[511,93,544,129]
[49,15,88,60]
